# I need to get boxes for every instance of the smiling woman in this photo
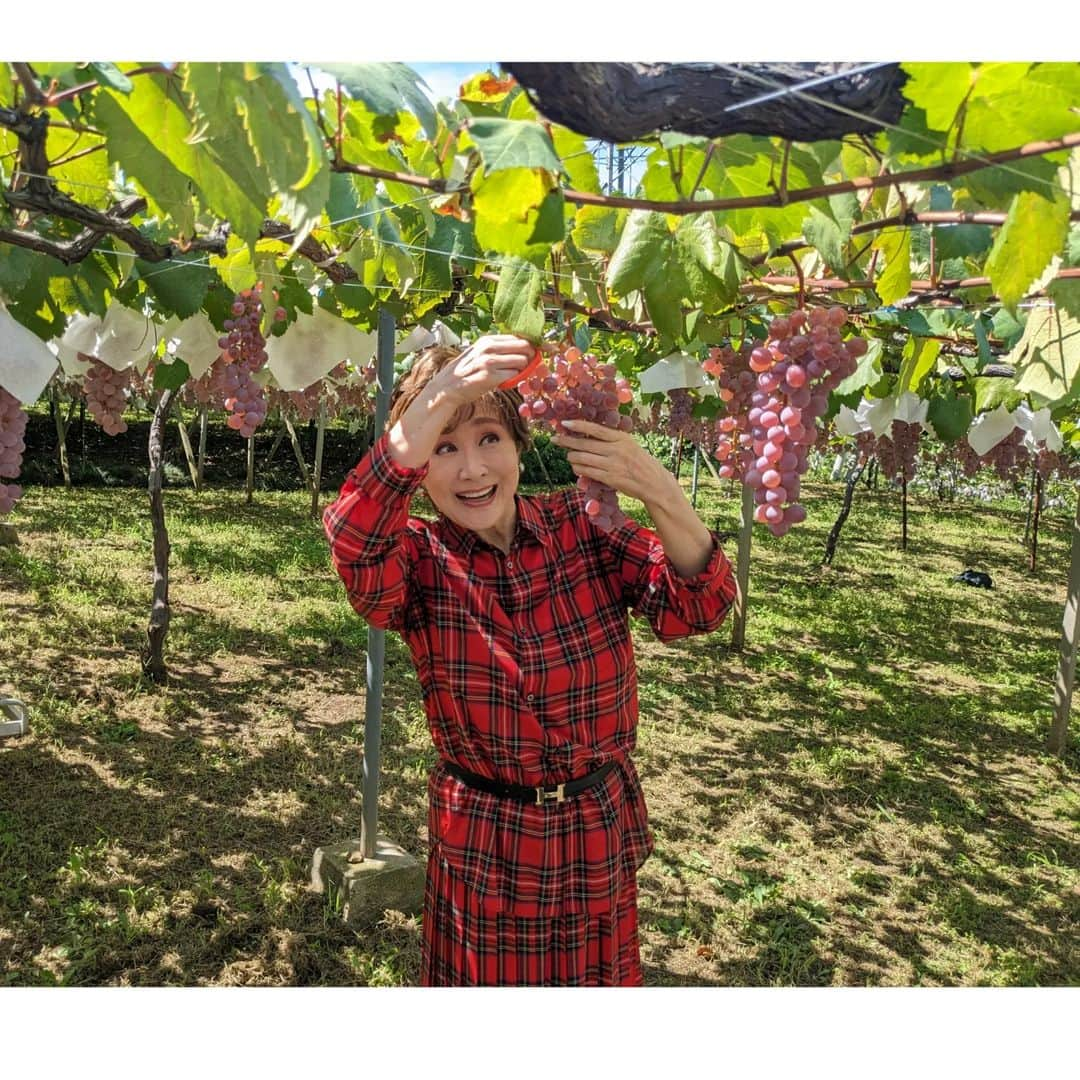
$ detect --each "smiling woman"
[322,332,738,986]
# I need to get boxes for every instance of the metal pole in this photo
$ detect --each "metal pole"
[310,398,327,520]
[1048,486,1080,756]
[360,307,396,858]
[731,483,754,651]
[691,443,700,509]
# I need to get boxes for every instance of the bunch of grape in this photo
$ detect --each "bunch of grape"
[704,342,756,481]
[708,306,868,536]
[0,387,27,516]
[207,285,278,437]
[980,428,1028,481]
[517,346,635,532]
[82,357,133,436]
[875,420,923,484]
[268,381,323,423]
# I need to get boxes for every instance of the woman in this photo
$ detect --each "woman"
[323,333,737,986]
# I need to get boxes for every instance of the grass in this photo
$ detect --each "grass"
[0,461,1077,986]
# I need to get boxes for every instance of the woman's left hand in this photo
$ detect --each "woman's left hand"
[551,419,681,505]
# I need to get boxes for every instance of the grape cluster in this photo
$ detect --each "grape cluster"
[201,285,277,438]
[706,306,868,536]
[875,420,922,483]
[82,357,133,435]
[516,346,634,532]
[0,387,27,516]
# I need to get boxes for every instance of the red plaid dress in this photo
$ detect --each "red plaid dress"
[323,433,737,985]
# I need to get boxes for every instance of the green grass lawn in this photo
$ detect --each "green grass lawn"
[0,466,1077,986]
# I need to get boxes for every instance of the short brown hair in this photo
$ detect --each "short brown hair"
[388,344,533,455]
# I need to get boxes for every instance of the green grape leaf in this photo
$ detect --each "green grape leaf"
[317,63,437,141]
[962,156,1060,204]
[1012,307,1080,407]
[89,62,133,94]
[1047,277,1080,320]
[900,63,974,133]
[963,62,1080,152]
[212,243,257,294]
[675,214,744,309]
[607,210,671,298]
[551,125,600,193]
[803,206,846,271]
[873,228,912,306]
[467,118,561,175]
[525,192,564,248]
[985,188,1071,314]
[571,205,620,254]
[492,256,545,341]
[973,374,1023,413]
[926,386,974,442]
[897,336,941,395]
[91,83,197,237]
[153,358,191,391]
[137,255,215,319]
[473,168,555,258]
[932,222,993,261]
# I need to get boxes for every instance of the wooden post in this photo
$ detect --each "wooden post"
[1030,471,1043,573]
[51,385,71,489]
[731,483,754,651]
[284,416,313,492]
[310,399,327,519]
[691,443,701,509]
[673,436,685,481]
[245,434,255,505]
[140,388,175,684]
[1023,466,1037,548]
[175,411,200,489]
[264,424,287,469]
[901,475,908,551]
[1048,487,1080,755]
[196,404,208,491]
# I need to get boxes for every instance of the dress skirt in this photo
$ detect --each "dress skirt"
[420,848,644,987]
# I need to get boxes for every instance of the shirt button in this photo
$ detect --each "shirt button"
[526,693,535,702]
[506,560,514,570]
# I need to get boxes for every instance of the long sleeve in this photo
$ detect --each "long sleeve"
[599,513,738,642]
[322,432,429,632]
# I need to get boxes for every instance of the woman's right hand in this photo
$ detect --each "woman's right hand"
[425,335,537,408]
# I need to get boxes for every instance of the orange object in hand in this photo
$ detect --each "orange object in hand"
[499,348,544,390]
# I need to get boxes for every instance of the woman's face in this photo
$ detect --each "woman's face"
[423,410,521,550]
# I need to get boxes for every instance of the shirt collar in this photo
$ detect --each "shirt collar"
[436,493,557,556]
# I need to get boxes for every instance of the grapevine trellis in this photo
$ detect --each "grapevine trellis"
[2,60,1080,760]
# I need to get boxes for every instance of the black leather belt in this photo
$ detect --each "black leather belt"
[443,760,615,806]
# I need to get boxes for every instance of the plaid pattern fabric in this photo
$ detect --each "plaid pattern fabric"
[421,845,644,986]
[324,433,737,980]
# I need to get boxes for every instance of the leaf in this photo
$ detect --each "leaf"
[527,191,566,245]
[985,188,1071,314]
[153,358,191,391]
[571,206,620,253]
[212,243,257,294]
[1012,307,1080,407]
[607,211,671,297]
[467,118,561,175]
[873,228,912,306]
[317,63,437,141]
[900,63,974,133]
[675,214,744,310]
[803,206,845,271]
[472,168,554,258]
[963,62,1080,153]
[932,223,993,261]
[963,156,1061,204]
[1047,278,1080,320]
[492,257,545,341]
[927,386,974,442]
[973,375,1023,413]
[897,336,941,396]
[551,125,600,194]
[137,255,215,319]
[91,84,197,237]
[89,62,133,94]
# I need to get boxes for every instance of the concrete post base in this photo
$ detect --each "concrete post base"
[0,698,27,739]
[310,835,425,928]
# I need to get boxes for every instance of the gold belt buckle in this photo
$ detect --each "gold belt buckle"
[536,783,566,805]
